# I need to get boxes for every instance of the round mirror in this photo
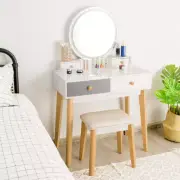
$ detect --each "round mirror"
[69,7,116,60]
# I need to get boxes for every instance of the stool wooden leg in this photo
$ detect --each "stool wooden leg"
[89,130,96,176]
[128,124,136,168]
[79,122,87,160]
[117,131,123,153]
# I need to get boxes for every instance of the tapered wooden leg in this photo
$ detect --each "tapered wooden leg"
[89,130,96,176]
[128,124,136,168]
[124,96,130,136]
[54,92,63,147]
[79,122,87,160]
[117,131,123,153]
[66,99,73,167]
[139,90,148,152]
[125,96,130,114]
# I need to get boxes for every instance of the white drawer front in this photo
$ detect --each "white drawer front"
[111,73,152,93]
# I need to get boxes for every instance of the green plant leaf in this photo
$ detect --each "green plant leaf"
[155,89,174,105]
[155,64,180,114]
[162,64,180,82]
[163,78,178,91]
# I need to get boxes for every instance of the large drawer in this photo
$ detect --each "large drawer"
[67,79,110,97]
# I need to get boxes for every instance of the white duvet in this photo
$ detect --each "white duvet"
[0,94,74,180]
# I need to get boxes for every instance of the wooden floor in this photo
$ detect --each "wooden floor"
[58,128,180,171]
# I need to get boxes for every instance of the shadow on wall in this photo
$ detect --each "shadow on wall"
[26,61,56,137]
[54,41,61,69]
[147,67,167,123]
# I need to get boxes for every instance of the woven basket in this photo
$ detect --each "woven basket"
[163,110,180,142]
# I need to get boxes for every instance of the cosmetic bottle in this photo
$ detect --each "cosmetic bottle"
[100,59,104,68]
[95,59,99,68]
[116,47,120,57]
[120,41,126,57]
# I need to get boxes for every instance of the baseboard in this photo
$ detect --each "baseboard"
[57,121,163,146]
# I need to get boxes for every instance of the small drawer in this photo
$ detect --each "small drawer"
[111,73,152,92]
[67,79,110,97]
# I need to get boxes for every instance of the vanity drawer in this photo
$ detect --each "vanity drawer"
[111,73,152,92]
[67,79,110,97]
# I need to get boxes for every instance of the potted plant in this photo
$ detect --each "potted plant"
[155,64,180,142]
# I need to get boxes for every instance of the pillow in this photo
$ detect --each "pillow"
[0,63,17,106]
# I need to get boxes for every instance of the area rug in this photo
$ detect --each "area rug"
[73,149,180,180]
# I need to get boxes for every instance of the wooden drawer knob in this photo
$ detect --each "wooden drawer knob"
[87,86,93,91]
[129,81,134,85]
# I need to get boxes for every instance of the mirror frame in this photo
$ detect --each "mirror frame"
[69,7,117,60]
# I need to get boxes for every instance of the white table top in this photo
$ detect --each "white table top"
[54,65,151,83]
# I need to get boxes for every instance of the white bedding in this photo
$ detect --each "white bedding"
[13,94,38,116]
[0,94,74,180]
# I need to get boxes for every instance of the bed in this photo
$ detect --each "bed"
[0,48,74,180]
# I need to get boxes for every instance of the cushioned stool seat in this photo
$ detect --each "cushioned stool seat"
[80,109,132,130]
[79,109,136,176]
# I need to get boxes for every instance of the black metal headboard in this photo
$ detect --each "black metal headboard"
[0,48,19,93]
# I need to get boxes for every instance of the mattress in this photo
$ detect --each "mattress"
[0,94,74,180]
[13,94,39,116]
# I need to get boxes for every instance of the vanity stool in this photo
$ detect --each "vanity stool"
[79,109,136,176]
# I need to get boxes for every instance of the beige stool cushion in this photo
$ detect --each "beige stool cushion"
[80,109,133,130]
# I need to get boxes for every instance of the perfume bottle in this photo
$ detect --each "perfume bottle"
[95,59,99,68]
[100,59,104,68]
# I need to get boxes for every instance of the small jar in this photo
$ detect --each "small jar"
[119,57,129,73]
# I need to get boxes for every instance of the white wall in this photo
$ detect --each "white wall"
[0,0,179,138]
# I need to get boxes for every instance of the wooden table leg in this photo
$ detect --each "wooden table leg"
[66,99,73,167]
[139,90,148,152]
[125,96,130,115]
[54,92,63,148]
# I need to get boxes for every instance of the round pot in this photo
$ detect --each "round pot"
[163,110,180,142]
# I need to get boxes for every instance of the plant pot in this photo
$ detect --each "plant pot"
[163,110,180,142]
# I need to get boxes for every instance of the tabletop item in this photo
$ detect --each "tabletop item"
[60,42,72,61]
[116,47,121,56]
[83,60,89,72]
[120,41,126,57]
[95,59,99,68]
[119,56,129,72]
[76,69,83,73]
[69,7,116,60]
[100,59,104,68]
[67,69,72,74]
[60,59,82,70]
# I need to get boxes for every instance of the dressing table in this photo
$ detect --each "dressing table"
[53,7,152,168]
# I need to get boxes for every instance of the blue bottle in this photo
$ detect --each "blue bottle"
[121,41,126,57]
